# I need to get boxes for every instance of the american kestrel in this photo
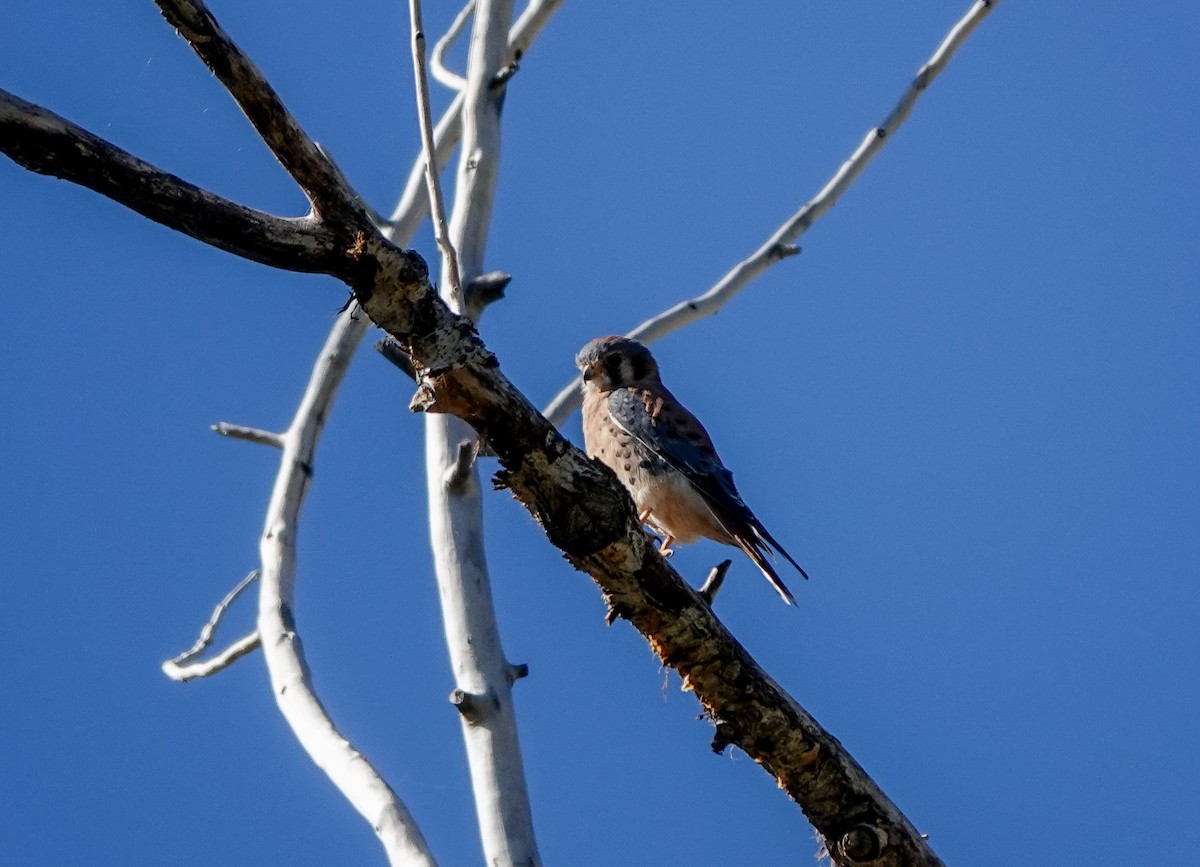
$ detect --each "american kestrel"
[576,336,807,604]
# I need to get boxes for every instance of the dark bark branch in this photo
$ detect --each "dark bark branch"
[0,89,339,274]
[153,0,367,228]
[0,0,963,861]
[351,237,945,867]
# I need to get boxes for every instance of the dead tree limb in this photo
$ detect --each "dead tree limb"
[417,0,543,862]
[0,1,1006,864]
[543,0,1000,427]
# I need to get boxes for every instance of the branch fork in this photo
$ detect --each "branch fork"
[0,0,1002,864]
[162,570,262,682]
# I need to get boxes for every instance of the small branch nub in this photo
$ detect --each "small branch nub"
[212,422,283,449]
[450,688,496,724]
[710,720,736,755]
[375,337,417,380]
[768,243,801,261]
[699,559,732,605]
[464,270,511,316]
[838,825,887,864]
[444,439,478,492]
[491,62,519,89]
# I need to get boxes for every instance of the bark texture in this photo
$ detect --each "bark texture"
[350,240,944,867]
[0,0,998,860]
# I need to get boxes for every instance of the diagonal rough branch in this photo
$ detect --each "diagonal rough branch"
[357,265,944,865]
[154,0,366,226]
[542,0,1000,427]
[0,69,937,867]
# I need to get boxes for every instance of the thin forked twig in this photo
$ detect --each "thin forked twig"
[410,0,466,312]
[542,0,1001,427]
[385,0,566,236]
[163,632,262,682]
[431,0,475,91]
[162,570,262,682]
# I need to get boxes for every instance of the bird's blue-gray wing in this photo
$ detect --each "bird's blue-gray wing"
[607,387,808,589]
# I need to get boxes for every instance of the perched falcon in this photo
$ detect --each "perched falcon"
[576,335,807,604]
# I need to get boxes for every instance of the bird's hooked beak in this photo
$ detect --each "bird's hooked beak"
[580,363,598,382]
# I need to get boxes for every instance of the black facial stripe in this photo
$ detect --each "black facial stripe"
[629,353,652,382]
[604,354,625,384]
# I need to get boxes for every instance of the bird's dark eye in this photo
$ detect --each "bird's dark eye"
[603,354,625,384]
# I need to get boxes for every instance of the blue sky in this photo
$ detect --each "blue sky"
[2,2,1197,865]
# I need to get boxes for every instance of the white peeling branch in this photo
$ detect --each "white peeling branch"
[542,0,1000,427]
[211,422,284,449]
[386,0,565,238]
[410,0,466,310]
[256,305,437,866]
[421,0,541,864]
[448,0,512,287]
[162,569,262,682]
[431,0,475,91]
[163,631,261,682]
[240,2,564,851]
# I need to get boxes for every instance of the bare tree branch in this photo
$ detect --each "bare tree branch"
[0,88,339,274]
[212,422,284,449]
[361,278,947,865]
[541,0,1000,427]
[163,631,261,682]
[697,559,732,605]
[448,0,512,288]
[153,0,367,227]
[419,0,542,862]
[410,0,466,310]
[464,270,512,320]
[377,336,418,380]
[386,0,565,234]
[431,0,475,91]
[256,304,437,866]
[0,0,1002,863]
[162,570,262,682]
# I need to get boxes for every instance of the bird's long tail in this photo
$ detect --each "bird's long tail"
[750,522,809,581]
[731,532,798,606]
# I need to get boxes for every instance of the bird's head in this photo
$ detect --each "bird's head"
[576,336,660,391]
